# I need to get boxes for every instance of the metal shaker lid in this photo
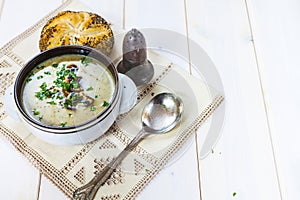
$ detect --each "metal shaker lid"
[122,28,147,65]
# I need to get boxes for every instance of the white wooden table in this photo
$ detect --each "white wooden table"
[0,0,299,199]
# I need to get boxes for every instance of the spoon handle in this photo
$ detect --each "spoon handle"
[73,129,147,200]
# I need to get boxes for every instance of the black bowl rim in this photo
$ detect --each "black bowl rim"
[14,45,120,134]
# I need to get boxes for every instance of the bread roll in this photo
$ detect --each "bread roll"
[39,11,114,55]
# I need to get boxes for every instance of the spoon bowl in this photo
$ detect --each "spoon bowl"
[73,92,184,200]
[142,92,183,133]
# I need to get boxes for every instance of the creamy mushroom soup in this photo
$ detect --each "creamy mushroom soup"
[22,54,115,128]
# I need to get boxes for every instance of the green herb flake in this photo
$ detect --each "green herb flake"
[233,192,237,197]
[60,122,67,127]
[64,99,73,108]
[35,82,60,101]
[38,116,43,121]
[69,71,77,80]
[36,65,45,70]
[95,95,98,98]
[44,71,51,75]
[53,79,63,87]
[32,109,40,115]
[28,71,35,77]
[68,113,72,117]
[37,75,44,80]
[40,82,47,90]
[53,65,80,93]
[86,86,93,91]
[71,81,79,89]
[70,93,79,101]
[90,105,96,111]
[102,101,109,107]
[62,83,71,91]
[27,71,35,82]
[47,101,57,105]
[35,92,44,100]
[52,63,59,68]
[57,95,64,100]
[80,56,91,66]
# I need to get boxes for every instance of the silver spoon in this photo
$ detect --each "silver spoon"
[73,92,184,200]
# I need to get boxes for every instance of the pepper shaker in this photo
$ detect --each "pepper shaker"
[117,28,154,86]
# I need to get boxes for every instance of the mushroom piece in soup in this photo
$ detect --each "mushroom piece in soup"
[22,54,115,128]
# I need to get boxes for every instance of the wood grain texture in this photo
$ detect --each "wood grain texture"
[0,1,65,199]
[186,0,282,199]
[1,0,298,199]
[39,176,68,200]
[0,0,5,20]
[0,1,62,200]
[0,137,40,200]
[246,0,300,199]
[124,0,201,199]
[0,0,62,47]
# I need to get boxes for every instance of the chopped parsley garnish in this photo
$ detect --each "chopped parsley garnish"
[28,71,35,77]
[32,62,95,114]
[53,66,79,91]
[47,101,57,105]
[35,92,43,100]
[27,73,34,82]
[63,99,73,108]
[27,71,35,82]
[233,192,237,197]
[102,101,109,107]
[35,82,58,100]
[71,81,79,89]
[68,113,72,117]
[56,95,64,100]
[40,82,47,90]
[90,105,96,111]
[26,72,34,83]
[44,71,51,75]
[80,56,91,66]
[52,63,58,68]
[38,116,43,121]
[86,86,93,91]
[95,95,98,98]
[60,122,67,127]
[37,75,44,80]
[62,82,71,91]
[32,109,40,115]
[69,93,79,101]
[53,78,63,87]
[69,71,77,80]
[36,65,45,70]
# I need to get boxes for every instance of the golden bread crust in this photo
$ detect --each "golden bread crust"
[39,11,114,55]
